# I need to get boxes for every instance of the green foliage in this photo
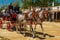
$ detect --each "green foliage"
[0,5,7,11]
[22,0,35,9]
[0,0,59,10]
[22,0,59,9]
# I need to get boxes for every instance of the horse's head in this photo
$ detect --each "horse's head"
[39,9,48,21]
[42,10,48,21]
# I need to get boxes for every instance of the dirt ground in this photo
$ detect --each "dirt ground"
[0,21,60,40]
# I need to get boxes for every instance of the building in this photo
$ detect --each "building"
[48,6,60,21]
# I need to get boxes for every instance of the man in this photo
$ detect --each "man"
[8,3,14,14]
[14,4,20,14]
[8,3,13,10]
[12,13,17,22]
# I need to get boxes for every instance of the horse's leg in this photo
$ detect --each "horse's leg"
[29,20,33,32]
[16,21,22,34]
[16,19,19,33]
[17,22,21,34]
[22,20,27,36]
[32,22,37,38]
[29,21,36,38]
[19,22,23,33]
[23,22,27,36]
[16,23,19,33]
[30,24,33,32]
[40,22,45,37]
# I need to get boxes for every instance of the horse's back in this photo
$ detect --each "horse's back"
[17,14,25,21]
[39,10,43,19]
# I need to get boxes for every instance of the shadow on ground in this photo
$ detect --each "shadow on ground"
[23,31,55,40]
[18,28,55,40]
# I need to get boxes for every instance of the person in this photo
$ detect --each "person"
[1,9,7,20]
[14,4,20,14]
[11,22,17,31]
[8,3,13,10]
[0,17,3,28]
[48,12,52,21]
[8,3,14,14]
[1,9,6,16]
[7,21,11,31]
[11,13,17,23]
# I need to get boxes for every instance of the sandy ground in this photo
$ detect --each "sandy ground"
[0,22,60,40]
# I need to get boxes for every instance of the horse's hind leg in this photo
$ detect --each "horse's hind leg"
[32,22,37,38]
[40,23,45,37]
[33,24,37,38]
[18,22,23,34]
[16,22,22,34]
[16,24,19,33]
[29,23,35,38]
[30,24,33,32]
[23,23,27,37]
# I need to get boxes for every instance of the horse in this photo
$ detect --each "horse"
[32,9,48,38]
[16,10,36,36]
[16,8,48,38]
[23,8,48,38]
[16,13,27,36]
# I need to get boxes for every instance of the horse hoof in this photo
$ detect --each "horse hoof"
[44,34,46,37]
[33,36,35,38]
[23,33,26,37]
[32,35,36,38]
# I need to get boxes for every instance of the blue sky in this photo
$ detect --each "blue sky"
[0,0,60,8]
[0,0,21,8]
[58,0,60,2]
[0,0,15,8]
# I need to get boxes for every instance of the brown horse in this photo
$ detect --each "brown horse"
[32,9,48,38]
[24,8,49,38]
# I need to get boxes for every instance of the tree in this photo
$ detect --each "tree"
[22,0,35,9]
[48,0,59,6]
[18,0,60,9]
[22,0,49,8]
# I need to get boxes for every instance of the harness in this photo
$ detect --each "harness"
[42,10,48,19]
